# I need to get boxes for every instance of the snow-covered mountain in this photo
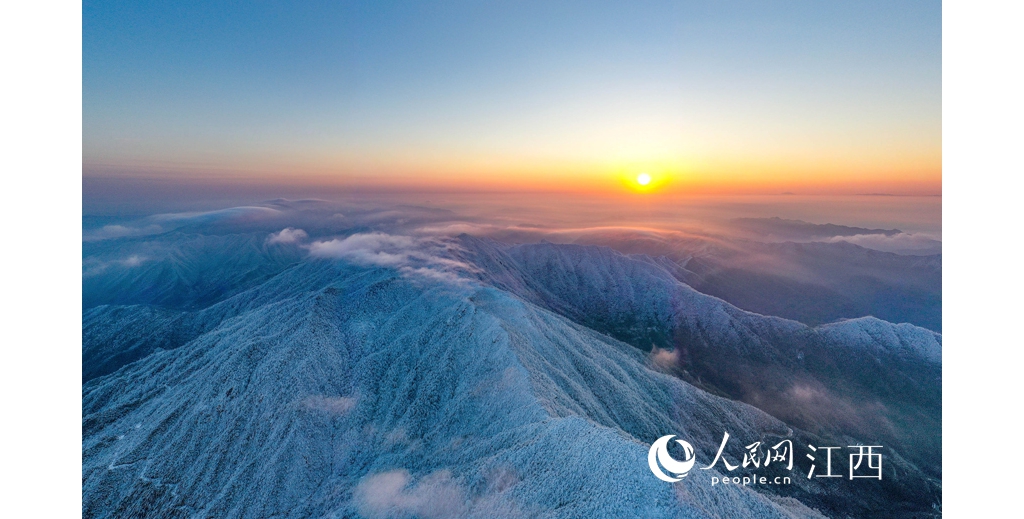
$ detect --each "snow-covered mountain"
[83,206,941,518]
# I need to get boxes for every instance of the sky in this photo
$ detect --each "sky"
[83,0,941,196]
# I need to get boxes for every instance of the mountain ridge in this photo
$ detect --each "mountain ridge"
[83,229,941,518]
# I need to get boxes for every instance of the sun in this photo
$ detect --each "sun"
[619,168,669,193]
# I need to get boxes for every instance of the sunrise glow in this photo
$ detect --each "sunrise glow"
[83,2,940,196]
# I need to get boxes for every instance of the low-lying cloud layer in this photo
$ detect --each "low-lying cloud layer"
[83,198,941,330]
[150,206,282,224]
[824,232,941,255]
[353,469,522,519]
[353,470,467,519]
[308,232,477,285]
[267,227,308,244]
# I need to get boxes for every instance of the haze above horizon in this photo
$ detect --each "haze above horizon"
[84,0,940,196]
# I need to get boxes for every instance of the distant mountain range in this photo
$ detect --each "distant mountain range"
[534,222,941,332]
[730,217,902,240]
[83,203,941,518]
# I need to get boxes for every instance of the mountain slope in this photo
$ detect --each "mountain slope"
[455,237,941,484]
[83,230,941,518]
[85,265,830,518]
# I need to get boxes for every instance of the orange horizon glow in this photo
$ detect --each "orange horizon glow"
[83,154,941,197]
[84,3,940,202]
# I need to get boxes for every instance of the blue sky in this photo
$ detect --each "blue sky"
[83,0,941,194]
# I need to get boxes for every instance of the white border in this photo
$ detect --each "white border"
[943,0,1024,516]
[0,0,81,516]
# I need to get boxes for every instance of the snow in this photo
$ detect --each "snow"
[83,221,941,518]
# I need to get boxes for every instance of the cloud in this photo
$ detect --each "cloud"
[353,470,467,519]
[82,255,149,277]
[308,232,477,285]
[84,205,290,243]
[83,224,163,242]
[299,395,356,415]
[823,232,941,255]
[121,255,145,267]
[353,469,524,519]
[412,222,508,236]
[397,266,468,285]
[741,379,897,440]
[649,346,681,370]
[267,227,308,245]
[308,233,417,266]
[149,206,281,224]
